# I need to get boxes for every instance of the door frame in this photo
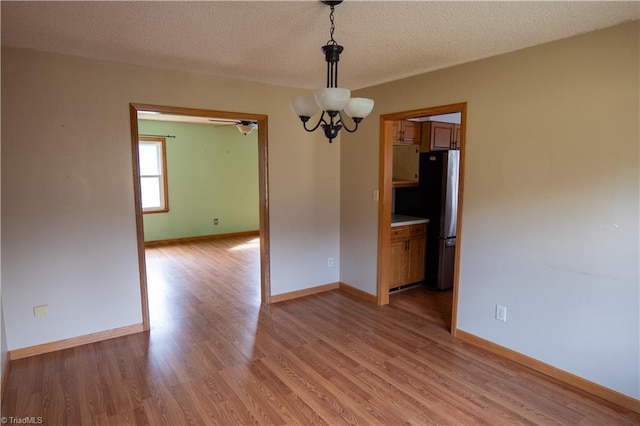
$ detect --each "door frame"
[129,103,270,331]
[377,102,466,335]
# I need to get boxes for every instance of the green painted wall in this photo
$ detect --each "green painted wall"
[138,120,259,241]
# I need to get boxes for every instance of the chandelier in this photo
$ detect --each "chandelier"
[290,0,374,143]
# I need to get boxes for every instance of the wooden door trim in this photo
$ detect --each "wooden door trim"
[129,103,271,331]
[377,102,467,336]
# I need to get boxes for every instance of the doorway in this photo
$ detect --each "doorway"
[129,103,270,331]
[377,102,466,335]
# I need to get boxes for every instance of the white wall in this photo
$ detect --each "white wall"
[341,21,639,399]
[1,47,340,350]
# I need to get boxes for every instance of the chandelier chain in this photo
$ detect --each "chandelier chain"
[327,5,337,46]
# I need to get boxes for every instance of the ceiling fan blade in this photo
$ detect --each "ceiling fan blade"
[208,118,240,124]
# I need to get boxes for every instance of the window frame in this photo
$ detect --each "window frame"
[138,137,169,214]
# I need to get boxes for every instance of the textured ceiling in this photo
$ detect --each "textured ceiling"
[2,1,639,90]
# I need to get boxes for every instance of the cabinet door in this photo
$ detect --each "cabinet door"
[390,239,408,287]
[393,120,421,145]
[421,121,455,152]
[402,121,421,145]
[407,236,426,283]
[430,122,455,151]
[392,145,420,185]
[391,121,402,145]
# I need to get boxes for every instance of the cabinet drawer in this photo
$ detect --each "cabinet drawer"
[390,226,409,239]
[391,223,427,239]
[408,224,427,236]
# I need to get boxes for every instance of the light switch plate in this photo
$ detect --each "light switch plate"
[496,305,507,322]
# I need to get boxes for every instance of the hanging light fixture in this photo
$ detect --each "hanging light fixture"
[236,120,257,136]
[290,0,374,143]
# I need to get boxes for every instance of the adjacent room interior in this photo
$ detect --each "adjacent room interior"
[136,111,262,325]
[381,105,466,332]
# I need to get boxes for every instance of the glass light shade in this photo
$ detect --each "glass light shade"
[236,123,256,135]
[290,96,319,117]
[344,97,374,119]
[314,88,351,112]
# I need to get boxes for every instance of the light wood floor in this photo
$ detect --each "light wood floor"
[2,236,638,425]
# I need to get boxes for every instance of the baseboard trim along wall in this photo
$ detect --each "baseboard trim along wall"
[270,282,378,304]
[456,330,640,413]
[1,353,11,399]
[271,282,340,303]
[8,324,145,361]
[145,230,259,247]
[338,282,378,303]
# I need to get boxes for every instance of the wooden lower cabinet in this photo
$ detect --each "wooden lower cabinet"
[390,238,409,287]
[407,235,426,283]
[390,223,427,288]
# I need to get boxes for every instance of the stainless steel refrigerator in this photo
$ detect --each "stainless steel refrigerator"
[395,150,459,290]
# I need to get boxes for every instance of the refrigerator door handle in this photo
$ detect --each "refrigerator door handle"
[443,150,460,239]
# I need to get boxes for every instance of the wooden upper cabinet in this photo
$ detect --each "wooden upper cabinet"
[421,121,460,152]
[402,121,421,144]
[392,120,421,145]
[391,121,401,144]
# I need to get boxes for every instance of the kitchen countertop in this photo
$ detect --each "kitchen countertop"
[391,214,430,227]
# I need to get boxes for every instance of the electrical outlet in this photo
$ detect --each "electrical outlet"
[214,218,219,225]
[372,190,379,202]
[34,304,49,317]
[496,305,507,322]
[327,257,334,268]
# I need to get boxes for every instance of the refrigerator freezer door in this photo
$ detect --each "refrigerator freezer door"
[437,238,456,290]
[443,150,460,239]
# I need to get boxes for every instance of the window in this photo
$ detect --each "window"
[138,137,168,213]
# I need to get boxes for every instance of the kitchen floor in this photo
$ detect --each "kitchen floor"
[390,285,453,331]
